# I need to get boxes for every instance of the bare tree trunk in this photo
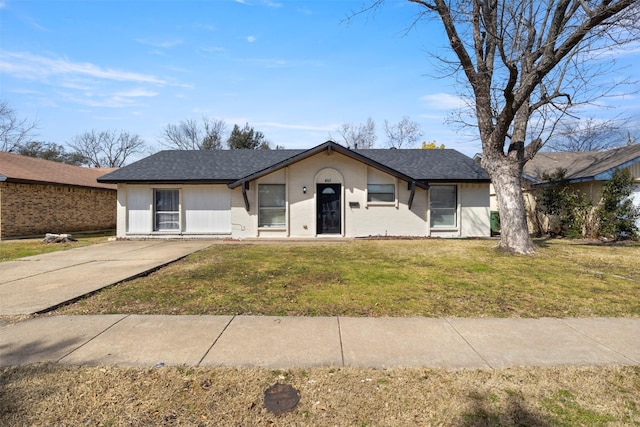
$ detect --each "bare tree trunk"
[482,157,537,254]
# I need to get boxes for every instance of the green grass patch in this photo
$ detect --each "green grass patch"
[0,232,114,262]
[58,238,640,318]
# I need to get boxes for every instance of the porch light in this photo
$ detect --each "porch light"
[303,186,307,194]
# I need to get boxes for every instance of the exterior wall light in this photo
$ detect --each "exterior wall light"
[303,186,307,194]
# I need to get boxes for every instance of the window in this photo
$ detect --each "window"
[367,184,395,203]
[430,185,457,227]
[259,184,286,228]
[154,189,180,231]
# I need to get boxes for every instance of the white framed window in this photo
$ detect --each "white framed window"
[367,184,395,203]
[154,189,180,231]
[259,184,286,228]
[430,185,457,227]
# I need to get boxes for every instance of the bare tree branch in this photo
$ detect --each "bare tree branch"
[68,130,146,168]
[160,117,227,150]
[0,100,38,152]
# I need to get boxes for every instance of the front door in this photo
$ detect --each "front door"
[317,184,341,234]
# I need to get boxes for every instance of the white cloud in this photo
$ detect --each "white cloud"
[254,121,336,132]
[0,50,167,85]
[114,89,158,98]
[420,93,467,110]
[246,35,257,43]
[136,38,184,49]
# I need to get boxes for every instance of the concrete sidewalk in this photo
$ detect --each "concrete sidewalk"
[0,240,212,315]
[1,241,638,370]
[1,315,638,369]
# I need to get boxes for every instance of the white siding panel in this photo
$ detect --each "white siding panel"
[183,186,231,233]
[459,183,490,237]
[127,187,152,233]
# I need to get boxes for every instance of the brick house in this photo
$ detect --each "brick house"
[0,152,117,239]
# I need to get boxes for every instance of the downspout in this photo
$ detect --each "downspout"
[242,181,250,211]
[408,181,416,210]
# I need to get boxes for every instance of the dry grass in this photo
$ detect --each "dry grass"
[1,364,639,426]
[4,238,640,425]
[57,238,640,318]
[0,232,114,262]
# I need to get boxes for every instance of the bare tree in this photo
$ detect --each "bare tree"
[374,0,640,254]
[17,141,87,165]
[333,117,377,148]
[384,116,423,148]
[545,117,632,152]
[0,100,38,152]
[68,130,146,168]
[160,117,227,150]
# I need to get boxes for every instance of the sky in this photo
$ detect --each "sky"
[1,0,639,160]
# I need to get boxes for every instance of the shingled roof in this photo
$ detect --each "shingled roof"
[524,144,640,184]
[0,151,117,190]
[98,141,489,185]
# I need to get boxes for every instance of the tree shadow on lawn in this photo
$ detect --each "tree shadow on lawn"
[461,393,553,427]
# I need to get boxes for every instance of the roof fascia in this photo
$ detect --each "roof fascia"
[1,177,115,190]
[228,141,429,189]
[97,179,234,185]
[593,157,640,181]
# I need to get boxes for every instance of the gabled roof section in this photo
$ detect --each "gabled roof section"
[0,151,116,189]
[524,144,640,184]
[98,141,490,186]
[362,148,490,182]
[98,149,301,183]
[228,141,456,189]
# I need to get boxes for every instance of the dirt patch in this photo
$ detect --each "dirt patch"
[1,364,638,426]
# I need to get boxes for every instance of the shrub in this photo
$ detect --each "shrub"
[597,168,640,240]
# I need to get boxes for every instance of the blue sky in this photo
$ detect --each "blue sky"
[1,0,638,159]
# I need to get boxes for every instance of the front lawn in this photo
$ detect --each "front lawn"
[57,238,640,318]
[0,232,114,262]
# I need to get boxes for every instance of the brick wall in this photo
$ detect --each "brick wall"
[0,182,117,239]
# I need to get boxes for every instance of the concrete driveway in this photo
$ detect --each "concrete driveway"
[0,240,212,315]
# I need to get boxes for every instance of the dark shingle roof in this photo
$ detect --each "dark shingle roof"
[98,142,489,184]
[524,144,640,183]
[363,149,489,181]
[98,149,301,183]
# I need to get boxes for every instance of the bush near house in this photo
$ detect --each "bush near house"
[532,168,639,240]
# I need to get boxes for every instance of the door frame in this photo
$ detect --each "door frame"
[316,183,342,235]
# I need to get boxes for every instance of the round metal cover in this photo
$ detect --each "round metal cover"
[263,383,300,415]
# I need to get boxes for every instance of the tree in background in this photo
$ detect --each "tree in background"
[422,141,445,149]
[333,117,377,149]
[384,116,423,148]
[160,117,227,150]
[17,141,87,165]
[0,100,38,153]
[379,0,640,254]
[68,130,146,167]
[227,123,271,149]
[545,117,635,152]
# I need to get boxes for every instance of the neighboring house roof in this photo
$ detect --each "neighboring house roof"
[0,151,117,190]
[98,141,490,186]
[524,144,640,185]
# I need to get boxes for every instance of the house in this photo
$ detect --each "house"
[98,141,491,239]
[522,143,640,233]
[0,152,117,240]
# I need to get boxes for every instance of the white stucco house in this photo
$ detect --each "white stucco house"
[98,141,491,239]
